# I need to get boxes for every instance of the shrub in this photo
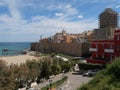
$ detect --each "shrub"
[78,62,106,70]
[78,58,120,90]
[107,58,120,79]
[77,84,93,90]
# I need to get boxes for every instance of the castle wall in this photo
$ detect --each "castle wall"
[31,42,37,51]
[31,42,90,57]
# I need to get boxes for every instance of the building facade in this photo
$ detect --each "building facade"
[94,8,118,40]
[87,29,120,64]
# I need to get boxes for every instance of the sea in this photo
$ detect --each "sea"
[0,42,32,56]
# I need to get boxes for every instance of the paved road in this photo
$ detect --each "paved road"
[60,64,92,90]
[33,73,63,90]
[19,64,91,90]
[28,70,92,90]
[19,73,63,90]
[60,71,92,90]
[26,64,92,90]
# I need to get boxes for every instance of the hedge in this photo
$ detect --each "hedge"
[78,62,106,70]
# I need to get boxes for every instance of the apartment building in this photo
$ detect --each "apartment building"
[87,29,120,64]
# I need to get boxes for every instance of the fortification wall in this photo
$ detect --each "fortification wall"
[31,42,37,51]
[31,42,90,57]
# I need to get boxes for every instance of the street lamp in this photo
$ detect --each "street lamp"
[49,79,53,90]
[62,70,64,79]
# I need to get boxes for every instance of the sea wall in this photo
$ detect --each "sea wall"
[31,42,90,57]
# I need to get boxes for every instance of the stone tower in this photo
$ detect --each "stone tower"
[99,8,117,28]
[94,8,118,40]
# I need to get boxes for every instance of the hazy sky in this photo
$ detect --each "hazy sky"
[0,0,120,42]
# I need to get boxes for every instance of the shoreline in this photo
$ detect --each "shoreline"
[0,48,30,56]
[0,54,23,57]
[0,54,38,65]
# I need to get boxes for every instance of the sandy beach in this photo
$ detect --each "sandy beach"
[0,54,38,65]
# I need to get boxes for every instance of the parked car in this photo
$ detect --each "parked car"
[49,75,55,79]
[82,70,93,77]
[92,69,100,75]
[93,69,99,72]
[82,69,100,77]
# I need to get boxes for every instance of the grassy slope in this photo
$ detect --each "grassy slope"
[78,58,120,90]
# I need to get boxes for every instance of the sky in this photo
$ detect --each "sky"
[0,0,120,42]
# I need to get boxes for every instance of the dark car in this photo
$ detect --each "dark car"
[92,69,99,75]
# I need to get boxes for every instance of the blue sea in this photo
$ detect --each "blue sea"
[0,42,31,56]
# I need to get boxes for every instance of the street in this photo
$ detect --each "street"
[29,70,92,90]
[60,71,92,90]
[25,64,92,90]
[19,64,92,90]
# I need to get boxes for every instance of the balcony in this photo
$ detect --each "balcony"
[104,49,114,53]
[89,48,97,52]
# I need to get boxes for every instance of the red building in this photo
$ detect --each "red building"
[87,29,120,64]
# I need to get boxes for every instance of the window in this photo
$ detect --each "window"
[110,45,113,49]
[96,54,98,58]
[102,54,104,58]
[117,45,119,50]
[117,35,119,40]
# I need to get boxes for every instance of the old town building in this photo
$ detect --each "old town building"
[48,29,93,43]
[31,30,93,57]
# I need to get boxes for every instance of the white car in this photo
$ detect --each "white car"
[49,75,55,79]
[82,70,93,77]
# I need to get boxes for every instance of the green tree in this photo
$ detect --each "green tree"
[51,64,61,75]
[40,58,52,79]
[26,60,40,81]
[59,60,72,72]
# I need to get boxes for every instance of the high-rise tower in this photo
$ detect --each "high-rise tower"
[94,8,118,40]
[99,8,117,28]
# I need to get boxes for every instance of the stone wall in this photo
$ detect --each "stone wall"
[31,42,90,57]
[31,42,37,51]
